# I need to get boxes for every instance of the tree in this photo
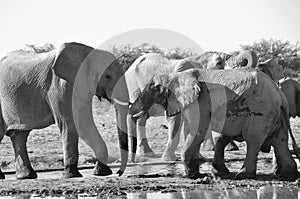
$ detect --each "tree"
[240,39,300,77]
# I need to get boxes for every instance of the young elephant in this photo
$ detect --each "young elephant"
[0,43,129,179]
[126,50,256,161]
[129,68,298,180]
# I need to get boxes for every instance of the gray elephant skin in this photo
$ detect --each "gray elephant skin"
[0,42,129,179]
[126,50,257,162]
[256,59,300,118]
[129,68,298,180]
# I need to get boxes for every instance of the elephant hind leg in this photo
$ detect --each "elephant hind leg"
[8,130,37,179]
[271,128,298,181]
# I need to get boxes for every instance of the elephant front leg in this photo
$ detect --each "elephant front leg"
[162,114,183,161]
[8,130,37,179]
[136,114,155,157]
[61,127,82,178]
[181,102,209,179]
[212,135,231,178]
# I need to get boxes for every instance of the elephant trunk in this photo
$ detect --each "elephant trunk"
[112,75,129,176]
[114,103,129,176]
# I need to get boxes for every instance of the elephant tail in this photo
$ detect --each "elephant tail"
[281,105,300,162]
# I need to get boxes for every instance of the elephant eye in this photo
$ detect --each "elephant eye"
[104,74,112,80]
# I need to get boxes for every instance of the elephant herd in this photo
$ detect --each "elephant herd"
[0,42,299,181]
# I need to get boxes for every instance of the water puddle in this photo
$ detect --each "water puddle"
[2,185,299,199]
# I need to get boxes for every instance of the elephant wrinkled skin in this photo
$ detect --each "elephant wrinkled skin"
[0,42,129,179]
[126,50,256,162]
[130,68,298,180]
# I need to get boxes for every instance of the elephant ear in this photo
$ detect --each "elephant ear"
[53,42,93,83]
[166,69,202,117]
[257,59,284,83]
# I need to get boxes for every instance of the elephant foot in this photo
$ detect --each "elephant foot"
[137,151,155,157]
[162,152,178,161]
[235,170,256,180]
[93,161,113,176]
[129,153,136,163]
[183,157,202,179]
[225,141,239,151]
[0,170,5,179]
[278,171,299,181]
[16,166,37,179]
[212,161,230,175]
[137,139,155,157]
[185,172,206,180]
[64,165,82,178]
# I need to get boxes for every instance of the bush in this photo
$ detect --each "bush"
[240,39,300,77]
[110,43,197,71]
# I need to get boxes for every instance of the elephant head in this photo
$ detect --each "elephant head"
[224,50,258,69]
[256,59,284,83]
[53,42,129,176]
[130,69,202,118]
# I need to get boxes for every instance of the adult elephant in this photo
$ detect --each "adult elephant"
[256,59,300,118]
[129,68,298,180]
[0,42,129,179]
[126,50,257,162]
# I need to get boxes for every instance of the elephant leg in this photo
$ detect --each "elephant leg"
[60,124,83,178]
[235,142,260,180]
[212,134,231,178]
[8,130,37,179]
[181,102,209,179]
[127,114,137,162]
[270,128,298,181]
[235,128,266,180]
[162,113,183,161]
[136,114,155,157]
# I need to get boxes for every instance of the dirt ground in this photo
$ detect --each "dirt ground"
[0,99,300,197]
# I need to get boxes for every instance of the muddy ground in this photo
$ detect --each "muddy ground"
[0,99,300,197]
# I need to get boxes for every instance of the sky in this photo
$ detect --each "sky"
[0,0,300,57]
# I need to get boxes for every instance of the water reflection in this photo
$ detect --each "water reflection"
[3,186,300,199]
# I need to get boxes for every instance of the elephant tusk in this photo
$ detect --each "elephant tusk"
[113,98,129,106]
[133,111,145,118]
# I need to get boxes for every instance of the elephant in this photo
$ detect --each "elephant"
[129,68,298,180]
[126,50,257,162]
[279,79,300,118]
[125,52,220,161]
[256,59,284,84]
[0,42,129,179]
[256,59,300,118]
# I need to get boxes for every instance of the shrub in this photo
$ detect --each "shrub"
[240,39,300,78]
[110,43,197,71]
